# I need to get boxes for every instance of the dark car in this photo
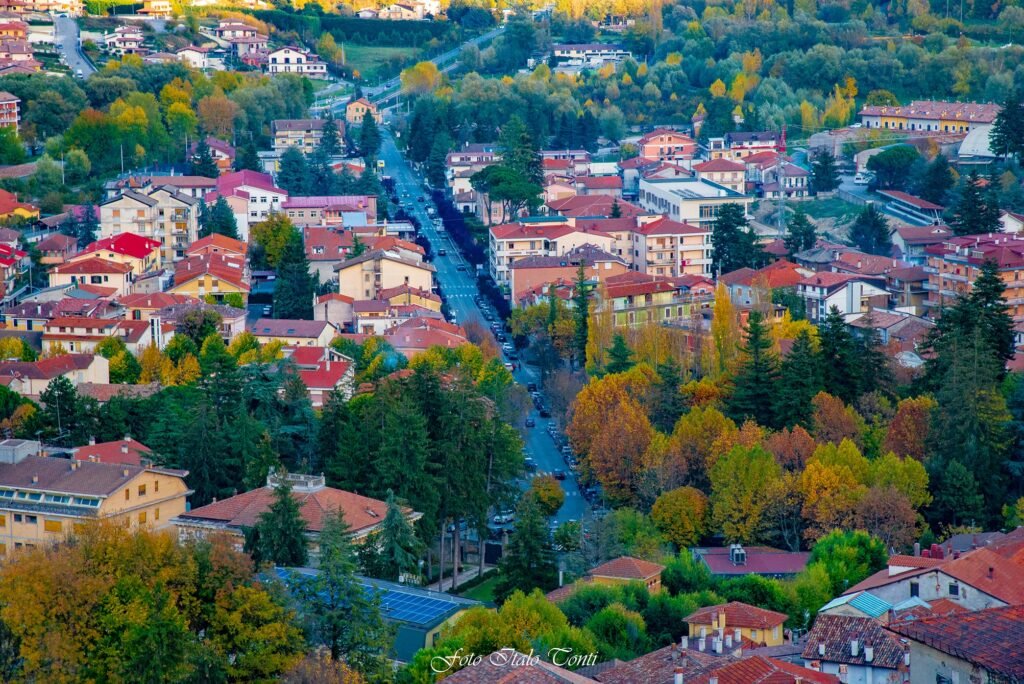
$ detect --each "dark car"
[438,249,447,256]
[527,382,537,392]
[553,470,567,481]
[524,458,537,472]
[418,196,426,202]
[525,417,536,427]
[539,407,551,418]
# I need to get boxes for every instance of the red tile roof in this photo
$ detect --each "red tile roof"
[250,318,332,339]
[893,223,952,245]
[547,195,648,217]
[689,656,837,684]
[297,359,351,390]
[80,232,161,260]
[52,257,132,275]
[578,175,623,190]
[635,217,705,236]
[802,614,906,669]
[73,438,152,466]
[0,455,185,498]
[186,234,248,256]
[696,546,810,576]
[887,554,945,569]
[0,188,35,215]
[694,158,747,172]
[216,169,284,196]
[590,556,664,580]
[443,650,598,683]
[596,645,722,684]
[878,189,944,211]
[686,602,788,630]
[797,272,862,289]
[117,292,198,310]
[173,253,248,290]
[178,484,397,536]
[0,353,97,380]
[889,604,1024,680]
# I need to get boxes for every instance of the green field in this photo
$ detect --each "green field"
[458,574,498,603]
[343,44,420,81]
[801,196,862,223]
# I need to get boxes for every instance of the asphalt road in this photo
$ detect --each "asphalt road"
[54,16,95,77]
[375,130,588,526]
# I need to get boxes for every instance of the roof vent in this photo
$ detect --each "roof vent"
[865,645,874,663]
[123,468,130,477]
[818,643,825,657]
[850,639,859,657]
[31,473,38,483]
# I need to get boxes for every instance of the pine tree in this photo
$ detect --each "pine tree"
[856,311,893,397]
[950,171,999,236]
[190,137,220,178]
[254,478,309,567]
[604,333,634,374]
[273,229,314,320]
[784,206,816,257]
[849,204,891,256]
[610,198,622,218]
[206,196,239,239]
[277,146,309,196]
[318,112,342,158]
[494,493,558,603]
[918,154,954,205]
[359,115,381,161]
[818,305,859,403]
[727,310,780,428]
[350,233,366,257]
[989,89,1024,160]
[368,490,423,582]
[650,356,686,433]
[969,260,1016,367]
[426,133,452,188]
[235,137,262,172]
[810,148,839,192]
[712,203,763,273]
[572,262,591,367]
[929,460,986,527]
[77,204,99,248]
[774,328,822,428]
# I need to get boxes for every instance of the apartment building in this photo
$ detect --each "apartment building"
[335,248,435,301]
[98,187,199,263]
[272,118,345,154]
[488,220,617,288]
[638,177,752,227]
[707,131,782,160]
[0,90,18,130]
[0,442,189,557]
[637,128,698,162]
[281,195,376,228]
[41,316,159,355]
[923,233,1024,327]
[857,100,1000,133]
[169,253,249,305]
[48,258,134,297]
[692,158,746,193]
[267,47,327,77]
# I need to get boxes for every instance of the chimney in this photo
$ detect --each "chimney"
[700,627,707,639]
[714,638,723,654]
[89,436,96,446]
[724,634,733,648]
[674,668,684,684]
[914,541,921,557]
[31,474,37,483]
[850,639,859,658]
[680,636,688,650]
[988,566,994,580]
[865,645,874,663]
[818,643,826,657]
[698,638,706,652]
[121,443,129,456]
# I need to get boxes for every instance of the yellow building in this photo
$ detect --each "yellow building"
[686,601,788,648]
[169,253,249,305]
[335,249,434,301]
[68,232,163,275]
[589,556,665,593]
[345,97,382,126]
[0,444,190,556]
[0,188,37,220]
[377,283,442,312]
[601,272,714,328]
[857,100,999,133]
[49,257,134,297]
[249,318,337,347]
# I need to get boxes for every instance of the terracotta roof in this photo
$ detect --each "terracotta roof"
[690,656,836,684]
[686,602,788,630]
[250,318,332,339]
[695,546,810,576]
[635,217,706,236]
[117,293,197,310]
[802,614,905,669]
[0,353,97,380]
[887,554,945,569]
[590,556,664,580]
[878,189,944,211]
[79,232,161,260]
[720,267,757,287]
[186,234,247,256]
[73,438,152,465]
[173,253,248,291]
[889,604,1024,679]
[831,251,904,276]
[892,223,952,245]
[216,170,284,196]
[694,158,747,172]
[76,382,160,403]
[857,100,1000,124]
[297,359,351,390]
[443,650,598,683]
[797,272,862,289]
[35,233,78,252]
[317,292,354,304]
[179,484,398,535]
[547,195,648,217]
[578,175,623,190]
[51,257,132,275]
[0,188,35,215]
[377,283,441,303]
[0,455,184,497]
[596,645,722,684]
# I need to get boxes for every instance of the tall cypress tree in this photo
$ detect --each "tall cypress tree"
[254,478,309,567]
[774,329,822,428]
[727,310,780,428]
[572,262,590,367]
[784,206,817,257]
[818,305,859,403]
[273,229,315,320]
[494,493,558,603]
[950,171,999,236]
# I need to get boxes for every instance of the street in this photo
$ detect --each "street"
[54,16,95,77]
[374,129,588,526]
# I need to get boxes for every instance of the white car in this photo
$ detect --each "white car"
[853,172,873,185]
[492,511,515,525]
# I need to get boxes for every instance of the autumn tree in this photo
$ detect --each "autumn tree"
[764,425,817,470]
[651,486,708,547]
[811,392,864,447]
[884,396,936,460]
[529,474,566,516]
[709,445,782,543]
[707,282,740,378]
[855,487,918,550]
[661,405,737,490]
[800,442,868,542]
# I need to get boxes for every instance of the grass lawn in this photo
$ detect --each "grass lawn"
[344,44,420,82]
[458,574,498,603]
[801,196,862,223]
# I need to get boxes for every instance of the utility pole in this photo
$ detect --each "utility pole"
[777,124,788,239]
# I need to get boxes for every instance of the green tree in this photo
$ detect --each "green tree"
[363,490,423,582]
[0,126,25,165]
[497,115,542,186]
[808,530,887,596]
[774,329,822,428]
[712,203,764,274]
[318,111,342,157]
[359,114,381,161]
[494,493,558,603]
[866,145,920,189]
[784,206,817,257]
[253,478,309,567]
[426,132,452,188]
[604,333,634,375]
[235,136,262,172]
[727,311,779,427]
[273,229,315,320]
[990,89,1024,160]
[818,306,859,403]
[251,213,296,269]
[950,171,1000,236]
[918,154,955,205]
[855,312,893,397]
[572,262,591,367]
[190,137,220,178]
[810,148,839,192]
[849,204,891,256]
[929,459,986,527]
[200,195,239,240]
[277,146,309,196]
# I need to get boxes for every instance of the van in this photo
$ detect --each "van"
[853,172,872,185]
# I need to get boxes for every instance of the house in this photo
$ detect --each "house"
[857,100,1000,133]
[208,170,288,241]
[889,604,1024,684]
[848,309,934,351]
[173,470,421,551]
[103,25,145,55]
[185,234,247,259]
[889,224,952,264]
[3,297,118,332]
[596,645,837,684]
[590,556,665,592]
[843,546,1024,610]
[708,130,782,160]
[98,187,199,263]
[176,46,212,69]
[638,177,751,227]
[0,449,189,556]
[72,437,153,466]
[345,97,382,125]
[509,244,628,305]
[686,602,788,649]
[155,302,247,342]
[818,591,894,622]
[0,353,109,396]
[283,347,354,406]
[189,136,235,171]
[576,175,623,198]
[0,188,36,220]
[638,128,698,162]
[266,47,327,77]
[272,118,345,154]
[278,568,480,664]
[169,253,249,305]
[796,272,889,323]
[488,220,617,288]
[42,317,157,355]
[112,175,218,200]
[72,232,162,275]
[378,283,442,312]
[762,164,810,200]
[49,258,134,297]
[117,292,196,321]
[720,260,809,307]
[446,143,499,194]
[282,194,376,228]
[249,318,336,347]
[599,272,714,328]
[802,614,907,684]
[550,43,631,64]
[138,0,171,15]
[693,158,747,193]
[378,2,423,20]
[34,233,79,266]
[693,544,810,579]
[314,292,354,329]
[0,90,18,130]
[385,317,469,358]
[335,249,435,301]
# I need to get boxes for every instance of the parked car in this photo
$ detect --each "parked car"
[525,417,536,427]
[524,457,537,472]
[438,249,447,256]
[527,382,537,392]
[539,407,551,418]
[553,469,567,481]
[492,511,515,525]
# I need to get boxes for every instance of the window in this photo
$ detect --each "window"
[138,484,147,496]
[138,511,147,524]
[12,514,20,523]
[948,583,959,597]
[25,515,36,524]
[44,519,61,533]
[154,480,159,493]
[125,489,130,501]
[154,508,160,520]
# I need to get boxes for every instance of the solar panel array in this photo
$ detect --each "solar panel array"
[376,588,460,626]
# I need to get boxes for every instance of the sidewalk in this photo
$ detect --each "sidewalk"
[426,565,482,592]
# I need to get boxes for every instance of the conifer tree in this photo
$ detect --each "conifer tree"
[277,146,309,196]
[494,493,558,603]
[784,206,817,257]
[235,137,262,172]
[318,111,342,158]
[818,306,859,403]
[604,333,634,375]
[727,310,780,427]
[190,137,219,178]
[273,229,314,320]
[572,262,590,367]
[366,490,423,582]
[950,171,999,235]
[774,329,822,428]
[254,478,309,567]
[849,204,891,255]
